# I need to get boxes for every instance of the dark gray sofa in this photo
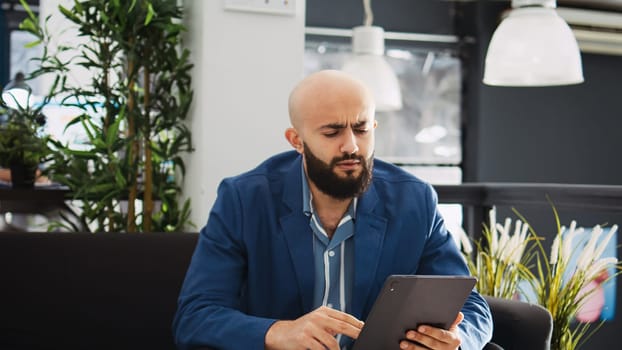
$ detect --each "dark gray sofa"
[0,232,551,350]
[0,232,197,350]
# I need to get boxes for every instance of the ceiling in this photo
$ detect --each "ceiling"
[559,0,622,11]
[447,0,622,12]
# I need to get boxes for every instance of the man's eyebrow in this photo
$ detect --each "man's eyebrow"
[320,120,370,130]
[352,120,369,128]
[320,123,346,130]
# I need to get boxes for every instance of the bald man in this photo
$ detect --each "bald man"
[173,70,492,350]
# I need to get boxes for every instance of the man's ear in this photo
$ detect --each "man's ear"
[285,128,303,154]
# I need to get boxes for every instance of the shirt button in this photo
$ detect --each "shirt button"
[328,250,335,257]
[327,303,333,308]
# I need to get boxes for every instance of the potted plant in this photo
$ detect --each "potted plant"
[461,206,621,350]
[0,81,51,188]
[18,0,193,232]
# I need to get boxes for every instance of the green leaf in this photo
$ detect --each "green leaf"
[59,5,81,24]
[18,18,37,33]
[114,168,127,188]
[106,116,122,147]
[24,39,43,48]
[65,148,96,158]
[19,0,37,21]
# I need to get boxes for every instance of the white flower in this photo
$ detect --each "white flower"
[550,232,561,263]
[591,225,618,266]
[576,224,618,275]
[489,207,498,253]
[562,221,582,265]
[492,214,529,265]
[575,225,603,273]
[495,217,511,257]
[584,257,618,284]
[548,222,619,291]
[507,220,529,264]
[550,221,583,265]
[449,223,473,255]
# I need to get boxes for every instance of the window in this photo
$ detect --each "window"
[304,39,463,184]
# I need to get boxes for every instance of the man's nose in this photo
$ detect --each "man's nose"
[340,129,359,155]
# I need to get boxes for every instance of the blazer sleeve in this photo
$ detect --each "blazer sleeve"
[172,179,276,350]
[416,184,493,350]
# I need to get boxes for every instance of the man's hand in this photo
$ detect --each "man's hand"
[265,306,364,350]
[399,312,464,350]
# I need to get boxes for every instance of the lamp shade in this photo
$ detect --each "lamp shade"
[2,72,33,110]
[342,26,402,111]
[483,7,584,86]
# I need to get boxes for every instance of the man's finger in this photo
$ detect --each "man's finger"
[450,312,464,329]
[322,306,365,328]
[319,307,364,339]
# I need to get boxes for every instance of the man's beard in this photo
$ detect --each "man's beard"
[303,143,373,200]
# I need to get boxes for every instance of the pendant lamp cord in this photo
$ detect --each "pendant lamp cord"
[363,0,373,26]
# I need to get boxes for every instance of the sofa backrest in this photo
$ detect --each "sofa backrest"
[0,232,198,350]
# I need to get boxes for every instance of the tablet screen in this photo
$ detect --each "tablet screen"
[352,275,476,350]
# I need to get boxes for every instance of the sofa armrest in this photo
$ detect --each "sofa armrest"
[484,295,553,350]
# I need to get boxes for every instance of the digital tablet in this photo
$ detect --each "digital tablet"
[352,275,477,350]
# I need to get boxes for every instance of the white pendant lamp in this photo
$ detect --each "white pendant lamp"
[483,0,584,87]
[341,0,402,111]
[2,72,33,110]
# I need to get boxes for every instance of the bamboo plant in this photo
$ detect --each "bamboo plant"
[19,0,194,232]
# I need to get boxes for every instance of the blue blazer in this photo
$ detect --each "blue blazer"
[173,151,492,350]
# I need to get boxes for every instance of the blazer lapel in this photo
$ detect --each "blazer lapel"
[352,183,388,318]
[279,157,315,314]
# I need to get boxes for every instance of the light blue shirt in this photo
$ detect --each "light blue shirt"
[301,166,356,349]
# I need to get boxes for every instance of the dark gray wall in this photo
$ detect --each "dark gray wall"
[306,0,455,33]
[464,3,622,185]
[475,53,622,184]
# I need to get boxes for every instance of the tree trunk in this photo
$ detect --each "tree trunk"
[126,56,138,233]
[143,67,153,232]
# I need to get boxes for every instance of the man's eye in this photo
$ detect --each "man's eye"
[354,129,368,134]
[324,131,339,137]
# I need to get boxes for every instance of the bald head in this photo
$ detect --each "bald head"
[288,70,375,130]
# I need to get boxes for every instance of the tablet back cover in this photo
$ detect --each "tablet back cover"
[352,275,476,350]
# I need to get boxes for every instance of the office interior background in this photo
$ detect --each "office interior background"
[1,0,622,348]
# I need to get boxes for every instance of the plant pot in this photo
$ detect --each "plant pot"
[10,162,37,188]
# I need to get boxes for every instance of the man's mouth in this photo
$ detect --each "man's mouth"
[335,159,361,171]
